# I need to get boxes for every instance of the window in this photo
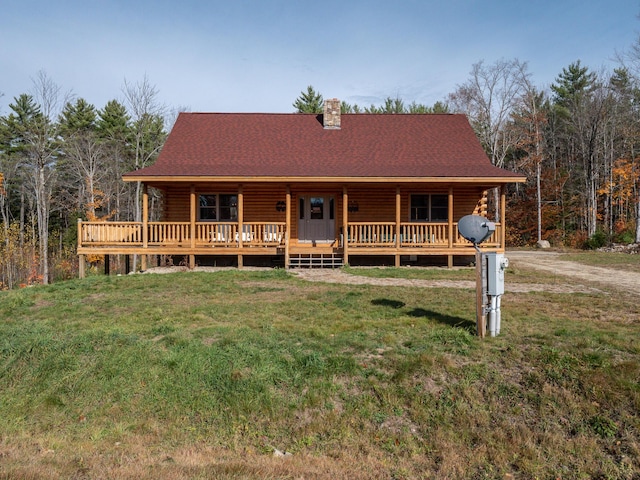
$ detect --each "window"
[410,195,428,221]
[199,194,238,221]
[199,194,217,220]
[410,194,448,222]
[219,194,238,220]
[310,197,324,219]
[430,195,448,221]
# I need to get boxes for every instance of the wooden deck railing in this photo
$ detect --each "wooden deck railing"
[195,223,238,246]
[400,223,449,246]
[148,222,190,246]
[347,222,396,246]
[345,222,503,248]
[79,220,501,251]
[79,222,143,246]
[78,221,286,249]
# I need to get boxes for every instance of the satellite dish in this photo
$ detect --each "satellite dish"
[458,215,495,245]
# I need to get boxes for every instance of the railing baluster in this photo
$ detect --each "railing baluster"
[77,221,281,250]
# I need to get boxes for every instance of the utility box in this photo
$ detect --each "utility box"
[486,253,508,295]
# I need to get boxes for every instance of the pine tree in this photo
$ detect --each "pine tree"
[96,100,133,220]
[59,98,97,133]
[293,86,323,113]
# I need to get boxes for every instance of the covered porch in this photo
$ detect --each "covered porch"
[77,182,507,277]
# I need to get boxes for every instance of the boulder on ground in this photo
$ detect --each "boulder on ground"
[536,240,551,249]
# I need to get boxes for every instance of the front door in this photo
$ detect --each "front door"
[298,196,335,242]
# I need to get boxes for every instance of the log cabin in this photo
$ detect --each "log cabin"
[76,98,526,276]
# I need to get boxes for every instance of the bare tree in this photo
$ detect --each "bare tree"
[23,72,71,283]
[121,75,167,270]
[60,133,107,220]
[449,59,530,221]
[449,59,530,168]
[618,39,640,242]
[166,105,191,131]
[511,83,548,243]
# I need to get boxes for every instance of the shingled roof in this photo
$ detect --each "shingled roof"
[124,112,525,182]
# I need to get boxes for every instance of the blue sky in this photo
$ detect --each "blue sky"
[1,0,639,115]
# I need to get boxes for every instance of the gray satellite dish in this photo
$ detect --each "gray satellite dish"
[458,215,495,245]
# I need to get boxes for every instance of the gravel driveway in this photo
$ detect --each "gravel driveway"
[504,250,640,295]
[144,250,640,295]
[293,250,639,295]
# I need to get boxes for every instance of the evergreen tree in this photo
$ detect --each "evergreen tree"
[340,101,353,113]
[550,61,605,237]
[293,86,323,113]
[551,61,596,113]
[0,94,43,246]
[97,100,133,220]
[59,98,97,134]
[97,100,130,141]
[381,96,405,114]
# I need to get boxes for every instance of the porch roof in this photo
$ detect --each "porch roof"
[124,113,525,184]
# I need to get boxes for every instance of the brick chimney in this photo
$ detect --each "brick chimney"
[323,98,341,129]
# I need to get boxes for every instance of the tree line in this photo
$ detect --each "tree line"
[295,55,640,249]
[0,73,168,288]
[293,85,450,114]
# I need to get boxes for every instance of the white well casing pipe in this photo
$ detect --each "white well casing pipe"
[488,295,498,337]
[496,295,502,335]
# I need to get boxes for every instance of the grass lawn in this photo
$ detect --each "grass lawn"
[0,264,639,479]
[559,251,640,273]
[343,265,475,281]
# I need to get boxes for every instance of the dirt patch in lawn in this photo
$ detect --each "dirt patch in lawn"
[140,251,640,295]
[292,264,602,294]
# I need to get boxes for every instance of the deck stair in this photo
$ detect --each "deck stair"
[288,253,344,268]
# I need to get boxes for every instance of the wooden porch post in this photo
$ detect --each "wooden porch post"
[395,186,401,267]
[500,185,506,251]
[78,255,85,279]
[77,218,85,279]
[448,186,454,268]
[141,184,148,271]
[285,186,291,269]
[342,186,349,266]
[237,185,244,269]
[189,184,196,269]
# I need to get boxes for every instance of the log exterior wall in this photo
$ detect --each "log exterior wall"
[161,183,487,239]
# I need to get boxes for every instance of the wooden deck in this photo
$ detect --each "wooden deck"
[77,220,502,258]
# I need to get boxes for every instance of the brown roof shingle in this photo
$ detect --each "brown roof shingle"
[124,112,524,181]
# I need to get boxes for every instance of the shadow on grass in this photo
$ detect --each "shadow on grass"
[408,308,475,330]
[371,299,475,331]
[371,298,406,309]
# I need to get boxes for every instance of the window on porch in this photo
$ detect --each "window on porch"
[410,194,448,221]
[199,194,238,221]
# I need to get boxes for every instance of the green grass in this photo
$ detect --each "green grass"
[1,266,639,479]
[343,261,560,285]
[559,251,640,273]
[344,265,475,280]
